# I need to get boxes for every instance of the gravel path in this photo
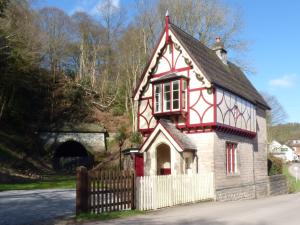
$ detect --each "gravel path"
[0,189,75,225]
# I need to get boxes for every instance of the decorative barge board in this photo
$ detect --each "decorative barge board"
[133,13,274,201]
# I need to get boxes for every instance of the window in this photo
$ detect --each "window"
[153,79,188,114]
[155,84,162,112]
[164,83,171,111]
[182,80,187,110]
[226,143,238,175]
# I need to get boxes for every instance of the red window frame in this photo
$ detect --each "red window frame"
[226,142,238,175]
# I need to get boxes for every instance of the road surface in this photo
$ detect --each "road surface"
[82,192,300,225]
[0,189,75,225]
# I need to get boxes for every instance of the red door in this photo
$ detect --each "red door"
[135,154,144,177]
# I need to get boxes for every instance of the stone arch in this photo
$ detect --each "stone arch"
[53,140,94,172]
[156,143,171,175]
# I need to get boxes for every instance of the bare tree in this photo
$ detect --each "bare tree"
[38,7,73,82]
[261,92,288,142]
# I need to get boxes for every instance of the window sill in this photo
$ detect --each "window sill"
[226,173,240,177]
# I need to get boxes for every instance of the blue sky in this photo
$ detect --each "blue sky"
[34,0,300,123]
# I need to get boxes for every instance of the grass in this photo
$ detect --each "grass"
[77,210,144,221]
[0,175,76,191]
[283,165,300,193]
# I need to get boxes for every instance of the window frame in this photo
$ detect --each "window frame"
[226,142,238,175]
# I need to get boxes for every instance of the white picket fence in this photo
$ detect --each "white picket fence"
[135,173,215,210]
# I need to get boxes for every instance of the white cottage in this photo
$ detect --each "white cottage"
[269,140,298,162]
[133,15,270,200]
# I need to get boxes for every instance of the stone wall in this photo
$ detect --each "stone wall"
[216,175,288,201]
[216,184,256,201]
[268,175,288,196]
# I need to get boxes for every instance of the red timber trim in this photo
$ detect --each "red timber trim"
[152,66,191,78]
[213,87,217,124]
[215,123,256,138]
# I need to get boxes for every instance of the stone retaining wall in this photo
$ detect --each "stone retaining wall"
[216,175,288,201]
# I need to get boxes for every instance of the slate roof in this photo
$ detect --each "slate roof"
[169,23,270,109]
[160,119,196,151]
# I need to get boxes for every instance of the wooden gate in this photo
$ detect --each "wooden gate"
[76,166,135,215]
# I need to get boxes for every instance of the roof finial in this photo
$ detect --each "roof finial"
[165,10,170,43]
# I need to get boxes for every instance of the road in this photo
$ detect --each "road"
[0,189,75,225]
[288,163,300,180]
[82,192,300,225]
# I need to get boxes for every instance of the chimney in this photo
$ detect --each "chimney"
[212,37,227,65]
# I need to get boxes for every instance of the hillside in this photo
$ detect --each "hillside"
[270,123,300,144]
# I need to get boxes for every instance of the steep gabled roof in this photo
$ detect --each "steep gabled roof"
[169,23,270,109]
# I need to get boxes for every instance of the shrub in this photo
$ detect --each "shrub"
[268,154,283,175]
[130,132,142,146]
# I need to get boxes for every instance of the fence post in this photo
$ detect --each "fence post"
[76,166,89,215]
[131,172,136,209]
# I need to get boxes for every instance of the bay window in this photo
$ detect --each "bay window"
[153,78,187,114]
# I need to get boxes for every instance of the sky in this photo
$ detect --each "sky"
[34,0,300,123]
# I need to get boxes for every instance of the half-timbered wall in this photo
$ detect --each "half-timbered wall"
[216,88,256,132]
[188,88,215,126]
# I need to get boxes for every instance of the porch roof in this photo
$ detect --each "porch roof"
[140,119,196,153]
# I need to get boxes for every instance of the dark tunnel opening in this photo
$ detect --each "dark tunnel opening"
[53,141,94,172]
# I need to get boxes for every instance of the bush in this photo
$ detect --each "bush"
[130,132,142,146]
[268,154,283,175]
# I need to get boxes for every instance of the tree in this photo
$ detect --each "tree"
[262,92,288,142]
[157,0,245,51]
[38,7,73,82]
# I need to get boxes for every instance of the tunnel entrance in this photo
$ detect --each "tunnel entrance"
[53,141,94,172]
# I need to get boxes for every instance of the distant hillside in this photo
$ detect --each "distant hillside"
[270,123,300,144]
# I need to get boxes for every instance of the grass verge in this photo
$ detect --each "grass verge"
[77,210,144,221]
[0,175,76,191]
[283,165,300,193]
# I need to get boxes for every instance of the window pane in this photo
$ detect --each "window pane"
[155,84,161,112]
[182,80,187,110]
[173,81,179,110]
[164,83,171,111]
